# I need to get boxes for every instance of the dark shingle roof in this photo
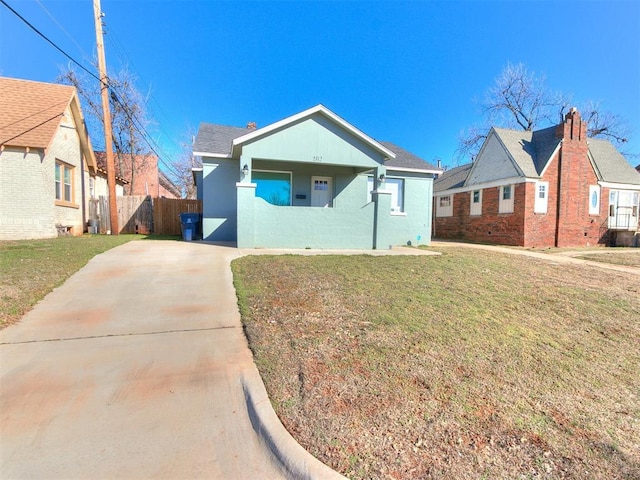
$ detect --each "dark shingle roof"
[589,138,640,185]
[193,123,250,155]
[380,141,438,171]
[434,163,473,192]
[194,123,438,173]
[493,126,560,177]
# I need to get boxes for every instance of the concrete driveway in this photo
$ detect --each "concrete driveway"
[0,240,344,479]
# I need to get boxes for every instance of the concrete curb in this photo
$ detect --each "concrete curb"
[242,370,348,480]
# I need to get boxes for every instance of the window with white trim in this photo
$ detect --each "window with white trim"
[55,160,74,204]
[367,176,404,213]
[588,185,600,215]
[386,177,404,213]
[470,190,482,216]
[436,195,453,217]
[534,181,549,214]
[499,184,514,213]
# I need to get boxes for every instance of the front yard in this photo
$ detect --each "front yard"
[0,235,141,328]
[232,247,640,479]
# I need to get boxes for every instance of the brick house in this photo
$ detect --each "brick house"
[94,152,181,198]
[434,108,640,247]
[0,77,97,240]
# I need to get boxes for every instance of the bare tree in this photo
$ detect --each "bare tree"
[58,66,155,195]
[458,63,631,161]
[164,132,201,199]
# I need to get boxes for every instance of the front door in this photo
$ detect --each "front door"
[311,176,332,207]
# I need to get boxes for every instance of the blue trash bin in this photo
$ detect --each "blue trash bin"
[180,212,200,241]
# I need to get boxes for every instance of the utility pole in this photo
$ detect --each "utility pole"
[93,0,118,235]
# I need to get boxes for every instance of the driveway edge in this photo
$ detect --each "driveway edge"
[242,371,348,480]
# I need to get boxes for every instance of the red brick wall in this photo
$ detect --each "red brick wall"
[435,110,612,247]
[553,111,608,247]
[435,184,526,246]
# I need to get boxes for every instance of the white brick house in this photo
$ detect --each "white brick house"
[0,77,97,240]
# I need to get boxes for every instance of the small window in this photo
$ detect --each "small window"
[470,190,482,216]
[253,170,291,206]
[437,195,453,217]
[589,185,600,215]
[55,160,74,204]
[366,176,404,213]
[386,177,404,213]
[534,181,549,214]
[499,185,514,213]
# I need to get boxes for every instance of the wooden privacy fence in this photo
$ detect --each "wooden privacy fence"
[154,198,202,235]
[93,196,201,235]
[96,195,153,234]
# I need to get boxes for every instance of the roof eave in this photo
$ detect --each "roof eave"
[231,104,396,160]
[194,151,232,159]
[386,165,443,175]
[69,92,97,172]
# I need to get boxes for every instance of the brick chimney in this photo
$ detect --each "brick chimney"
[554,107,597,247]
[556,107,587,141]
[246,122,257,130]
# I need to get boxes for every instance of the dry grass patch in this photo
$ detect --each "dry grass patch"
[0,235,142,328]
[232,248,640,480]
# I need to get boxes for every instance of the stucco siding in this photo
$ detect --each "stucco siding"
[252,200,375,249]
[202,159,238,241]
[386,177,433,247]
[242,114,385,168]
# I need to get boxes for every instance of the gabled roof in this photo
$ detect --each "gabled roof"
[434,163,473,192]
[194,105,396,161]
[193,123,249,156]
[0,77,96,171]
[588,138,640,185]
[492,126,560,177]
[231,105,396,160]
[380,141,440,173]
[437,126,640,193]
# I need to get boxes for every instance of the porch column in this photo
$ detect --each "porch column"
[236,182,256,248]
[372,166,392,249]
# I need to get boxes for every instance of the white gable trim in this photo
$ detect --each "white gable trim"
[434,176,535,197]
[387,165,442,175]
[463,128,525,188]
[538,142,562,177]
[194,152,232,159]
[231,104,396,160]
[598,181,640,190]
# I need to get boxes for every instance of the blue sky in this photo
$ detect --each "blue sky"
[1,0,639,170]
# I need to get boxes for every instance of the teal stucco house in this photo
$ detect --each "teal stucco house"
[193,105,441,249]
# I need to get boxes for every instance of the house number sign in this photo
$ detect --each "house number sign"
[312,155,323,161]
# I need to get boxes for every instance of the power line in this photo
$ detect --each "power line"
[0,0,102,86]
[104,24,183,155]
[2,0,181,178]
[35,0,91,63]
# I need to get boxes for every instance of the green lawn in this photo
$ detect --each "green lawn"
[232,247,640,480]
[0,235,148,328]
